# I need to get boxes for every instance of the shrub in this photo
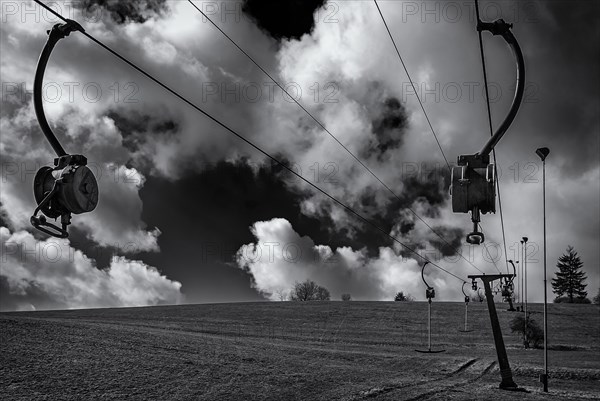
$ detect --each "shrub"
[315,286,330,301]
[510,314,544,349]
[554,296,591,304]
[394,291,413,302]
[592,288,599,305]
[341,293,352,301]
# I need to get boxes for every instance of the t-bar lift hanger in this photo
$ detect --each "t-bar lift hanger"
[30,20,99,238]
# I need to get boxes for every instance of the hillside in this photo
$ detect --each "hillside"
[1,302,599,400]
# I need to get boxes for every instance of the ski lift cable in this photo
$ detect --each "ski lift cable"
[374,0,451,172]
[474,0,509,273]
[32,0,469,285]
[477,222,504,274]
[186,0,486,276]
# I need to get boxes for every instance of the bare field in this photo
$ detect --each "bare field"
[1,302,599,400]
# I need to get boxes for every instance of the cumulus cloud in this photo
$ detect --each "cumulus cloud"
[0,226,182,311]
[236,218,475,301]
[1,0,597,307]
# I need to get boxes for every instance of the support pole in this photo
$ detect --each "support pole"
[465,303,469,331]
[543,159,548,391]
[428,299,432,351]
[469,274,518,389]
[523,237,529,347]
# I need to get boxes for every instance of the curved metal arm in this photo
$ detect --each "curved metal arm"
[508,260,517,284]
[462,282,468,298]
[34,20,84,157]
[477,20,525,157]
[421,262,432,289]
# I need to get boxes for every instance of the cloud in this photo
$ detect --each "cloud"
[241,0,327,41]
[0,226,182,311]
[236,218,475,302]
[1,0,597,306]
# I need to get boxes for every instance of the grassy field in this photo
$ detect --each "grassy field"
[1,302,599,400]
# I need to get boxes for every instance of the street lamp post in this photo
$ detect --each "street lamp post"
[522,236,528,347]
[515,260,519,305]
[536,147,550,392]
[520,240,524,310]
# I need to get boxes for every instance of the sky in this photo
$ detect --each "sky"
[0,0,598,311]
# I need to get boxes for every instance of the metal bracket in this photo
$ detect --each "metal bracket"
[34,20,84,157]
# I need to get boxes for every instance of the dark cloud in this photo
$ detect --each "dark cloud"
[242,0,326,40]
[517,0,600,177]
[77,0,168,24]
[429,226,465,258]
[136,158,462,303]
[106,109,178,168]
[370,97,408,156]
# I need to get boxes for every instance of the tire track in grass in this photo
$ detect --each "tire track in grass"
[400,360,497,401]
[349,358,482,400]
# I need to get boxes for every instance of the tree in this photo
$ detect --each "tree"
[274,288,288,301]
[594,288,600,305]
[341,293,352,301]
[315,286,330,301]
[551,246,588,303]
[394,291,413,302]
[510,314,544,349]
[290,280,330,301]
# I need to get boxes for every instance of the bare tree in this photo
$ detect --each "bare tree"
[315,286,330,301]
[274,288,288,301]
[290,280,330,301]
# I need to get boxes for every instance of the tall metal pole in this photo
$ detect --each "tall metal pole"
[516,261,520,304]
[536,147,550,392]
[520,240,524,310]
[465,303,469,331]
[523,236,529,347]
[428,299,432,351]
[542,159,548,391]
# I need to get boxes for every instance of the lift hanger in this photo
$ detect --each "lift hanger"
[459,282,474,332]
[415,262,446,354]
[451,17,525,245]
[30,20,99,238]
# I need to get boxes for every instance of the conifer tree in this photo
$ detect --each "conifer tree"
[551,246,588,302]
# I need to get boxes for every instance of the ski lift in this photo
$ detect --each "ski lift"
[30,20,98,238]
[451,18,525,245]
[459,282,473,332]
[503,260,517,311]
[415,262,446,354]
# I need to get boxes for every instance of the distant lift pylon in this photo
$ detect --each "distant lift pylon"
[415,262,446,354]
[458,282,473,333]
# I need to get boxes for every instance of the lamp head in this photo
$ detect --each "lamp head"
[522,236,528,243]
[536,147,550,161]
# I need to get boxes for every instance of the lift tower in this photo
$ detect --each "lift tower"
[469,274,518,389]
